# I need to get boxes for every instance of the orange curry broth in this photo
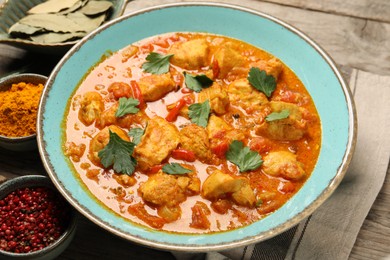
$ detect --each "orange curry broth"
[64,32,321,234]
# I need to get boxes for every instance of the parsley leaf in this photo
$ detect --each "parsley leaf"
[162,163,192,175]
[226,140,263,172]
[116,97,139,117]
[247,67,276,97]
[142,52,173,74]
[266,109,290,122]
[98,130,137,175]
[188,100,210,127]
[128,127,144,145]
[184,72,213,92]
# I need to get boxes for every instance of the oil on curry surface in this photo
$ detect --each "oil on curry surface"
[64,33,321,233]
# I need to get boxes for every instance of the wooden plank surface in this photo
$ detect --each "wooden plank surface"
[262,0,390,22]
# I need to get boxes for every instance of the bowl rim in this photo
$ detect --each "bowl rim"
[0,175,78,257]
[0,73,47,140]
[37,1,357,252]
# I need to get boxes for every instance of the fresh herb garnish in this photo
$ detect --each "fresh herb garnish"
[162,163,192,175]
[128,127,145,145]
[142,52,173,74]
[266,109,290,122]
[115,97,139,117]
[188,100,210,127]
[98,130,137,175]
[247,67,276,97]
[184,72,213,92]
[226,140,263,172]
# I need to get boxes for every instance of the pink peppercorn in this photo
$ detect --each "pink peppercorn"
[0,187,70,253]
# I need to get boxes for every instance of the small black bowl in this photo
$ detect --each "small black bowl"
[0,175,77,260]
[0,73,47,151]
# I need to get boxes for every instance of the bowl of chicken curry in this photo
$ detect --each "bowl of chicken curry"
[37,2,356,252]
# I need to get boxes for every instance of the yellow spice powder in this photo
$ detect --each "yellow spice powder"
[0,82,44,137]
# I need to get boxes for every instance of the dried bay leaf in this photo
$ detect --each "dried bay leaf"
[28,0,80,14]
[8,0,113,44]
[59,0,89,15]
[8,23,43,36]
[79,1,113,15]
[67,12,106,33]
[31,31,87,43]
[19,14,84,33]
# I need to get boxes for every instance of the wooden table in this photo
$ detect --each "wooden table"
[1,0,389,259]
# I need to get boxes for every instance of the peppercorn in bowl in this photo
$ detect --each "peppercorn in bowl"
[0,175,77,260]
[0,73,47,151]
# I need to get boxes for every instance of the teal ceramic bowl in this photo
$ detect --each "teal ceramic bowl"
[37,2,357,252]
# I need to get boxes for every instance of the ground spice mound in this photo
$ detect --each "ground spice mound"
[0,82,44,137]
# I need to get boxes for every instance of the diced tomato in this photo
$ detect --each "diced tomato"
[107,82,132,99]
[211,199,232,214]
[129,80,145,109]
[211,141,230,158]
[165,98,186,122]
[212,59,220,79]
[128,203,165,229]
[181,87,192,94]
[171,149,196,162]
[140,43,154,53]
[148,164,163,174]
[231,207,249,223]
[279,181,295,194]
[213,130,226,139]
[190,201,211,230]
[279,89,297,103]
[154,38,169,48]
[249,137,273,154]
[167,34,180,43]
[182,95,194,105]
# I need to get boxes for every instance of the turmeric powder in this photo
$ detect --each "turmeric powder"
[0,82,44,137]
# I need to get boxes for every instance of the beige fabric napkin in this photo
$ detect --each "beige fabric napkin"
[172,69,390,260]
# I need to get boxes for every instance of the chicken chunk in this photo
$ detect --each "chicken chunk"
[139,171,187,207]
[95,103,149,129]
[198,82,229,115]
[139,172,184,222]
[138,73,176,102]
[207,115,245,141]
[139,170,200,222]
[255,101,307,141]
[231,180,257,208]
[202,170,243,199]
[179,124,215,164]
[169,39,210,70]
[88,125,130,166]
[202,170,256,207]
[78,91,104,126]
[206,115,245,157]
[175,166,201,196]
[134,116,179,170]
[213,45,245,78]
[262,151,305,180]
[253,57,283,80]
[227,78,269,113]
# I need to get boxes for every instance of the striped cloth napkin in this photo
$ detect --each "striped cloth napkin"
[172,68,390,260]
